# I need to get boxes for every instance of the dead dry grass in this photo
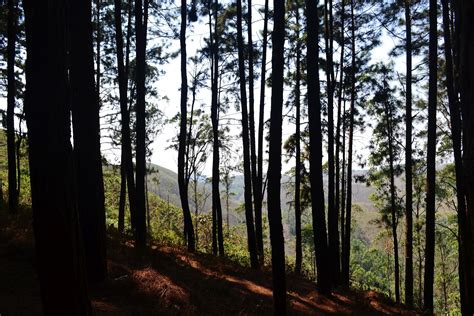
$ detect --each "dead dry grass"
[0,212,419,315]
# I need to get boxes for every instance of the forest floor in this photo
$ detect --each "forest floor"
[0,211,418,315]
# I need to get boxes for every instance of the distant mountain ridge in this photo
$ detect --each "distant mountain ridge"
[146,163,377,214]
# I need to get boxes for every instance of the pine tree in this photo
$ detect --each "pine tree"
[6,0,18,214]
[236,0,259,269]
[179,0,196,252]
[69,0,107,283]
[306,0,331,295]
[23,0,91,312]
[423,0,437,311]
[267,0,287,310]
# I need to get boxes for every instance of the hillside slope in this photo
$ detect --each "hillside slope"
[0,212,417,315]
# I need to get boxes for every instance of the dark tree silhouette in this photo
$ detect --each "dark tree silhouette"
[423,0,437,311]
[335,0,345,278]
[69,0,107,283]
[7,0,18,214]
[404,0,413,307]
[23,0,91,312]
[324,0,340,286]
[113,0,137,234]
[457,0,474,313]
[256,0,269,265]
[236,0,259,269]
[210,0,224,256]
[134,0,148,252]
[179,0,196,252]
[247,0,262,263]
[267,0,287,310]
[293,3,302,275]
[441,1,469,312]
[341,0,356,287]
[306,0,331,295]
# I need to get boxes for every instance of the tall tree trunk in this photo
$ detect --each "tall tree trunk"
[267,0,287,310]
[383,96,400,303]
[340,99,347,258]
[7,0,18,214]
[114,0,136,233]
[69,0,107,284]
[236,0,259,269]
[179,0,196,252]
[294,5,302,275]
[335,0,345,278]
[441,1,469,313]
[256,0,269,264]
[248,0,262,263]
[423,0,437,311]
[456,0,474,312]
[96,0,101,102]
[23,0,91,312]
[325,0,340,286]
[404,0,414,307]
[210,0,224,256]
[134,0,147,253]
[341,0,356,287]
[306,0,332,295]
[207,3,218,255]
[118,149,127,232]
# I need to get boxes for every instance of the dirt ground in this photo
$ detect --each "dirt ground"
[0,212,418,315]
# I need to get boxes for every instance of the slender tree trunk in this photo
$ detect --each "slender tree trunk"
[96,0,101,102]
[423,0,437,311]
[118,150,127,232]
[114,0,136,233]
[456,0,474,312]
[256,0,269,264]
[179,0,196,252]
[306,0,332,295]
[341,0,356,287]
[134,0,147,253]
[441,1,470,313]
[294,6,302,276]
[7,0,18,214]
[340,99,347,256]
[236,0,259,269]
[325,0,340,286]
[248,0,262,263]
[267,0,287,310]
[69,0,107,284]
[15,127,23,198]
[23,0,91,312]
[210,0,224,256]
[335,0,345,277]
[404,0,414,307]
[194,175,199,249]
[383,98,400,303]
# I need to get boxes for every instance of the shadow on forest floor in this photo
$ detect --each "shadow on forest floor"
[0,210,418,315]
